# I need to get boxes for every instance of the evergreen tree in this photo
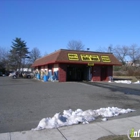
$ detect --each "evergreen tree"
[9,38,30,71]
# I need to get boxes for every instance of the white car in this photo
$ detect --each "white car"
[9,72,17,78]
[9,71,34,79]
[22,72,34,78]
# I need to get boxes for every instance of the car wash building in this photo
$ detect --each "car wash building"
[32,49,121,82]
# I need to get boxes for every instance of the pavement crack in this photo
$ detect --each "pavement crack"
[96,122,115,135]
[128,118,140,124]
[57,128,67,140]
[9,133,11,140]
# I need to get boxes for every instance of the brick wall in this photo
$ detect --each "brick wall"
[107,65,113,81]
[92,65,113,81]
[59,64,67,82]
[92,65,101,81]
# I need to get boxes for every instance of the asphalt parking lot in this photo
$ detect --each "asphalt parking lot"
[0,77,140,133]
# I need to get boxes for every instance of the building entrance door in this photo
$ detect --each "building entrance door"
[101,66,107,81]
[67,64,91,81]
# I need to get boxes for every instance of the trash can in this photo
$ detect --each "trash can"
[44,75,48,82]
[37,74,40,79]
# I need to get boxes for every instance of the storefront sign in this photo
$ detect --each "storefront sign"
[80,54,100,61]
[68,53,111,63]
[101,56,111,62]
[88,62,94,66]
[68,53,79,60]
[90,55,100,61]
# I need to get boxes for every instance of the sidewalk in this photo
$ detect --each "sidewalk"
[1,115,140,140]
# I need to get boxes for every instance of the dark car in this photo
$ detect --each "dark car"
[0,72,3,76]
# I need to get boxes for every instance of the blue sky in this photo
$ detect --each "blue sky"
[0,0,140,55]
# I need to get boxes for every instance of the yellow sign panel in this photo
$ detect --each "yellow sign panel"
[88,62,94,66]
[80,54,100,62]
[68,53,111,63]
[68,53,79,60]
[90,55,100,61]
[80,54,90,61]
[101,56,111,62]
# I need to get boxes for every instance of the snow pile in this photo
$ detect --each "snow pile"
[110,80,140,84]
[114,80,132,84]
[32,107,134,130]
[133,81,140,84]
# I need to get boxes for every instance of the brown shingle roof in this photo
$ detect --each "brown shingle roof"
[32,49,121,67]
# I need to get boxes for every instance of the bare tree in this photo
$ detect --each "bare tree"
[43,51,48,57]
[108,44,113,53]
[128,44,140,65]
[29,47,41,63]
[67,40,84,50]
[0,47,10,71]
[96,46,108,52]
[112,45,129,65]
[0,47,9,61]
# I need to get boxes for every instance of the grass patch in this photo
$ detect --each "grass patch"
[97,135,140,140]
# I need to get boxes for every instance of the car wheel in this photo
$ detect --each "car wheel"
[13,75,17,79]
[27,75,31,78]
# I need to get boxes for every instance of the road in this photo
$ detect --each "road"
[0,77,140,133]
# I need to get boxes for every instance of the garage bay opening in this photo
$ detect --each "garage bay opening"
[66,64,92,81]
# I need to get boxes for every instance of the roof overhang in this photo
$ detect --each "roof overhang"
[32,49,122,67]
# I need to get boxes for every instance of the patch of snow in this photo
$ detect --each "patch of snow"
[32,107,135,131]
[102,118,108,121]
[111,80,140,84]
[9,72,16,77]
[133,81,140,84]
[114,80,132,84]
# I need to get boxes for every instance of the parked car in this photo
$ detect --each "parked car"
[9,71,17,78]
[0,72,3,76]
[22,72,34,78]
[9,71,34,79]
